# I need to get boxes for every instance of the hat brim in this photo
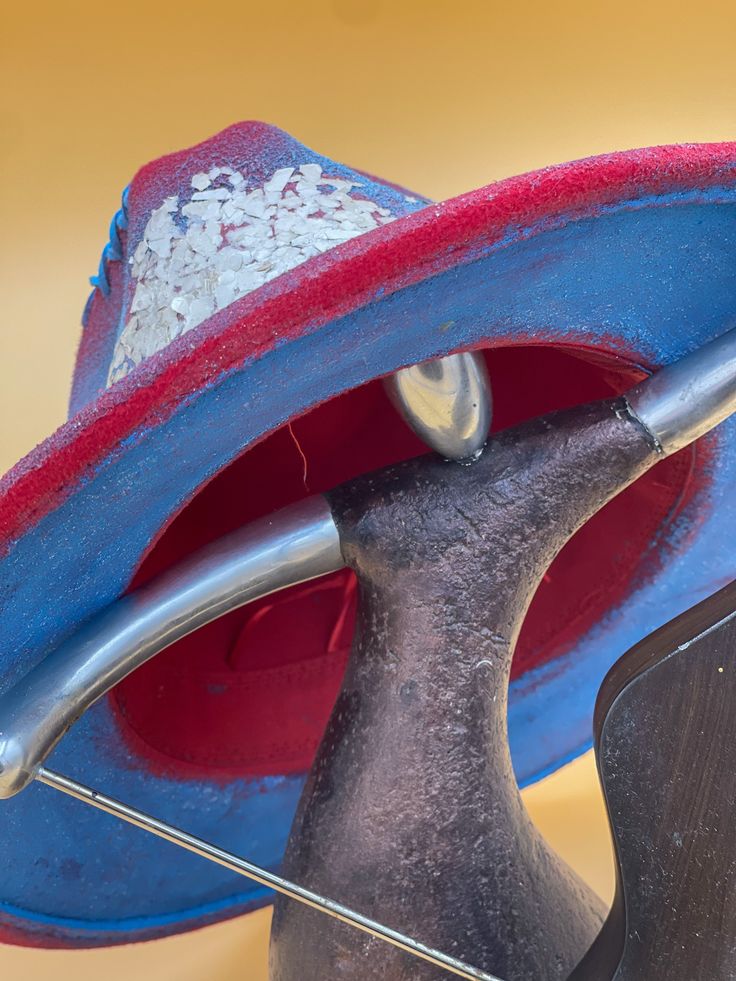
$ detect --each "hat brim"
[1,143,736,946]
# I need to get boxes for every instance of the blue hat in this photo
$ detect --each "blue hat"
[1,123,735,945]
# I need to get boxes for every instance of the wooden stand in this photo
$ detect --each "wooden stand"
[572,579,736,980]
[270,399,660,981]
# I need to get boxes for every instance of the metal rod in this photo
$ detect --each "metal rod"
[35,767,501,981]
[625,326,736,456]
[0,496,344,799]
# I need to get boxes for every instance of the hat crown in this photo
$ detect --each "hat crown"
[79,123,429,399]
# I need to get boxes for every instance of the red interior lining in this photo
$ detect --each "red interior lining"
[113,346,698,779]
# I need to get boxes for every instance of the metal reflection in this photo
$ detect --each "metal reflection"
[0,496,344,798]
[385,351,492,460]
[626,326,736,456]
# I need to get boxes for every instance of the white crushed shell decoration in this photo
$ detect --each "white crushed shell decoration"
[107,165,398,386]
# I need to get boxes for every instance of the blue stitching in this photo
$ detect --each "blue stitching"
[83,186,130,323]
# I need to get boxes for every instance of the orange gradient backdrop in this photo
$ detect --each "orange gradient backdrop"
[1,1,735,977]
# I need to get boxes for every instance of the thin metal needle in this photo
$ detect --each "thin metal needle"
[35,767,502,981]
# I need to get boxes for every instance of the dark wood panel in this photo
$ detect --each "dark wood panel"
[571,580,736,979]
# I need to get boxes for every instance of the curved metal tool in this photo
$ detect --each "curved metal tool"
[0,329,734,978]
[273,398,653,980]
[269,329,736,980]
[0,495,344,799]
[625,327,736,455]
[1,330,733,799]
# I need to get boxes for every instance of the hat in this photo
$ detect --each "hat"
[1,123,735,946]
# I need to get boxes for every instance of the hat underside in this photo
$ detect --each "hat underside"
[1,171,735,947]
[114,344,693,781]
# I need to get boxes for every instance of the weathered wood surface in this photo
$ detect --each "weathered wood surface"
[270,399,661,981]
[571,580,736,980]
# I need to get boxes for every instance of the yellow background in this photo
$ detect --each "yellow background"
[1,1,735,977]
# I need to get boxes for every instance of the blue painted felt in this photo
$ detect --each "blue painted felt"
[1,192,735,939]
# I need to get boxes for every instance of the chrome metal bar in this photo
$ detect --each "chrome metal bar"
[625,326,736,456]
[0,496,344,798]
[35,767,500,981]
[385,351,492,461]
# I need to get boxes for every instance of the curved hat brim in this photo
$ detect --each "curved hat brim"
[1,140,735,945]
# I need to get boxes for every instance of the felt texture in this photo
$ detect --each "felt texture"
[112,350,693,780]
[0,124,735,946]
